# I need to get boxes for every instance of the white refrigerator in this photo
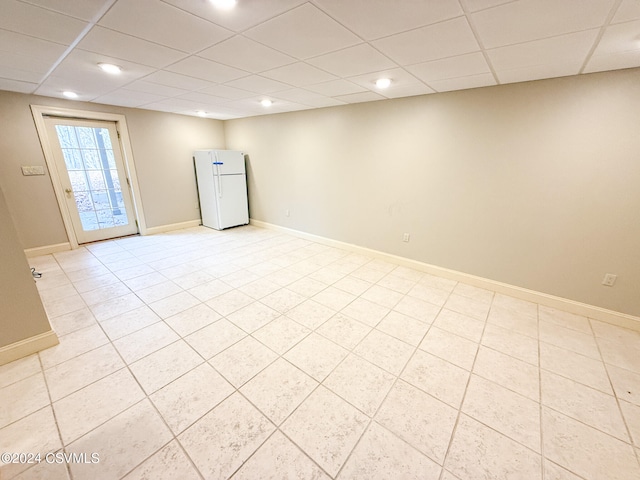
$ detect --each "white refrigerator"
[194,149,249,230]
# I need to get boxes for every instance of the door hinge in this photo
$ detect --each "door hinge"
[116,130,121,139]
[126,177,130,187]
[135,219,138,228]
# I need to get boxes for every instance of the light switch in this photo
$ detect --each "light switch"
[21,166,46,176]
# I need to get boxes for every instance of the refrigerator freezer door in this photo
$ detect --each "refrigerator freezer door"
[214,174,249,229]
[213,150,245,175]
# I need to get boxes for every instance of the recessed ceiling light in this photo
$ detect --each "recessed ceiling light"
[261,99,272,107]
[210,0,237,10]
[196,111,207,117]
[62,91,78,99]
[98,63,122,74]
[375,78,392,89]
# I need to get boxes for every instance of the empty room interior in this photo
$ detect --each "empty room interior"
[1,0,640,479]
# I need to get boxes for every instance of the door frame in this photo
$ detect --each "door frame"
[31,105,148,249]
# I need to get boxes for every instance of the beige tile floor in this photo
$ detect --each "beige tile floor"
[1,225,640,480]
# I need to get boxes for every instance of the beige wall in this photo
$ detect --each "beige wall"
[0,91,225,248]
[0,183,52,348]
[225,69,640,317]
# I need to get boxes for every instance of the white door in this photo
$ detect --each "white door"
[44,118,138,244]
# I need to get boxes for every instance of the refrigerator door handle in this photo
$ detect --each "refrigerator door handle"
[214,152,222,198]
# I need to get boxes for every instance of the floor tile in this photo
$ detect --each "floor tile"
[89,293,145,322]
[473,345,540,400]
[0,354,41,389]
[333,275,372,296]
[374,311,430,346]
[252,316,311,354]
[607,364,640,406]
[361,284,405,308]
[238,277,282,299]
[209,336,278,387]
[619,400,640,447]
[0,407,62,478]
[184,318,246,359]
[443,294,491,320]
[53,368,144,445]
[339,422,441,479]
[376,380,458,464]
[44,344,124,401]
[150,363,234,434]
[227,301,280,333]
[205,289,254,316]
[445,414,542,480]
[539,305,591,334]
[122,440,200,480]
[134,280,183,304]
[148,291,201,319]
[98,305,161,341]
[417,273,457,292]
[433,308,485,342]
[179,392,275,479]
[281,386,369,477]
[171,270,216,290]
[407,283,449,307]
[240,358,318,425]
[401,349,470,408]
[392,295,441,323]
[539,321,600,360]
[590,319,640,344]
[286,299,337,330]
[376,273,417,294]
[129,340,203,394]
[43,293,87,318]
[47,307,97,337]
[341,297,390,327]
[39,325,109,370]
[260,288,307,313]
[482,323,538,366]
[324,354,395,416]
[544,460,585,480]
[539,342,612,394]
[67,399,172,480]
[419,326,478,370]
[284,332,348,382]
[79,282,131,306]
[10,457,70,479]
[315,313,372,350]
[313,286,356,311]
[487,304,538,338]
[452,282,494,305]
[233,431,329,480]
[597,335,640,373]
[462,374,541,452]
[113,321,180,364]
[542,407,640,480]
[541,370,629,441]
[164,303,221,337]
[491,294,538,318]
[353,329,414,375]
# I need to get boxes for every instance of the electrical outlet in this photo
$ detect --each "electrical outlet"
[403,233,410,242]
[602,274,617,287]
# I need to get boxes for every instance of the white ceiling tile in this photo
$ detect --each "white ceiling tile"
[373,17,479,66]
[460,0,513,13]
[136,102,182,113]
[34,75,103,100]
[92,89,168,107]
[407,52,490,83]
[428,72,496,92]
[78,26,187,68]
[497,62,583,84]
[487,30,599,71]
[0,65,45,83]
[270,87,344,108]
[313,0,463,40]
[244,3,360,59]
[98,0,233,53]
[471,0,616,49]
[306,79,366,96]
[261,62,337,86]
[175,91,231,106]
[589,20,640,56]
[0,78,38,93]
[144,70,216,91]
[0,0,88,44]
[125,80,188,97]
[20,0,114,21]
[0,51,54,75]
[161,0,306,32]
[0,29,67,61]
[199,84,255,100]
[612,0,640,23]
[199,35,296,73]
[165,56,248,83]
[307,43,397,77]
[347,67,424,92]
[584,50,640,73]
[334,91,386,104]
[382,83,435,99]
[224,75,291,93]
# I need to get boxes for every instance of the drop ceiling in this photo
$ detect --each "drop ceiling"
[1,0,639,119]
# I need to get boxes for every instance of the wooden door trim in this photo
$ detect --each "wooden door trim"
[31,105,148,248]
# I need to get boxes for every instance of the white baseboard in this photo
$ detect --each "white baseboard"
[250,219,640,332]
[24,242,71,258]
[144,219,202,236]
[0,330,59,366]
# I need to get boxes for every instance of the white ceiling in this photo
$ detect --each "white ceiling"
[1,0,639,119]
